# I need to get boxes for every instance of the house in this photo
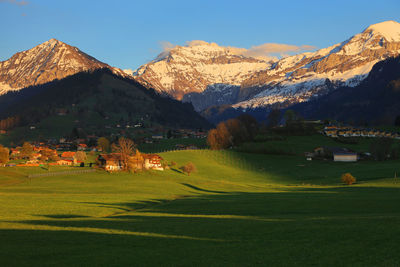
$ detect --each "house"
[325,129,338,137]
[77,144,88,151]
[97,153,123,171]
[97,152,164,171]
[313,146,354,159]
[143,154,164,170]
[57,159,74,166]
[333,152,358,162]
[61,151,78,164]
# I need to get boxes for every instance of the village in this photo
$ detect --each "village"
[0,128,207,171]
[323,125,400,139]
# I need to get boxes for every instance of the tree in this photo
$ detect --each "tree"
[20,142,34,159]
[284,110,297,126]
[225,118,248,146]
[112,137,136,170]
[341,173,356,185]
[97,137,110,152]
[267,109,281,128]
[207,124,232,150]
[180,162,197,176]
[128,149,144,172]
[75,151,87,162]
[0,145,9,165]
[237,114,258,140]
[169,161,177,168]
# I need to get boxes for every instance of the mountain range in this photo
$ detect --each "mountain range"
[1,20,400,128]
[133,20,400,111]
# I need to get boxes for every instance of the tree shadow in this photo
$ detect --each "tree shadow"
[180,183,228,194]
[3,187,400,266]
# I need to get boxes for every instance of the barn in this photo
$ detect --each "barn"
[333,152,358,162]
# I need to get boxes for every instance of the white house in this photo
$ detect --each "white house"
[333,152,358,162]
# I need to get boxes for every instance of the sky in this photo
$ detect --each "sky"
[1,0,400,70]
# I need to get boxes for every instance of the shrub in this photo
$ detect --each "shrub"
[169,161,177,167]
[180,162,197,176]
[341,173,356,185]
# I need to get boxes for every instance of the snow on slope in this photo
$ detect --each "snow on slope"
[235,20,400,108]
[133,41,274,99]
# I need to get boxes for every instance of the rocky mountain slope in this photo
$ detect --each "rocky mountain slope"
[133,21,400,111]
[0,39,127,95]
[291,55,400,125]
[133,41,273,99]
[235,20,400,108]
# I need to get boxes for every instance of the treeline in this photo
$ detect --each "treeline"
[266,109,317,135]
[0,116,20,130]
[207,114,258,149]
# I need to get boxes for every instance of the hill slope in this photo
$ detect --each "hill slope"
[0,69,212,136]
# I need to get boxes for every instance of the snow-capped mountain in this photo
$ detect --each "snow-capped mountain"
[133,41,274,99]
[133,20,400,110]
[0,38,127,95]
[234,20,400,108]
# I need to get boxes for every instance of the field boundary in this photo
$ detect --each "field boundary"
[28,169,96,178]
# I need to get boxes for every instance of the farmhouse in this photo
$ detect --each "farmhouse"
[56,159,74,166]
[143,154,164,170]
[333,152,358,162]
[97,153,123,171]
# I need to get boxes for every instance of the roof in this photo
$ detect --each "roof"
[100,153,122,161]
[317,146,353,154]
[333,152,357,156]
[61,151,76,158]
[143,154,163,160]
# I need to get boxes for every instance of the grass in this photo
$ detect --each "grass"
[1,141,400,265]
[237,134,400,155]
[138,137,207,153]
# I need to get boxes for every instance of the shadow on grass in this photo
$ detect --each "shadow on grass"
[3,187,400,266]
[180,183,228,194]
[36,214,90,219]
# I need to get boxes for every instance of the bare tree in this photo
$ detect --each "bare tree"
[75,151,87,162]
[112,137,136,170]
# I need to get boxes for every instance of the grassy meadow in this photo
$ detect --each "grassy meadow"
[1,136,400,265]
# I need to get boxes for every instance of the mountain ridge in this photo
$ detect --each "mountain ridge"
[0,38,128,95]
[132,20,400,111]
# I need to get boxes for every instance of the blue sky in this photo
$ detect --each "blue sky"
[1,0,399,70]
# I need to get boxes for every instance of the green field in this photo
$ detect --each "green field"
[1,141,400,265]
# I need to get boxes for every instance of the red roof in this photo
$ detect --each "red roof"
[143,154,163,160]
[61,151,76,158]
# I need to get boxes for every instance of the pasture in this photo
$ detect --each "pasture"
[1,148,400,266]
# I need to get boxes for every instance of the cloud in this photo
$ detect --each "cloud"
[0,0,29,6]
[232,43,317,60]
[159,41,175,52]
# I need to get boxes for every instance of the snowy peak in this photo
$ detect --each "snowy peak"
[363,20,400,42]
[134,40,272,99]
[235,20,400,108]
[0,39,127,94]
